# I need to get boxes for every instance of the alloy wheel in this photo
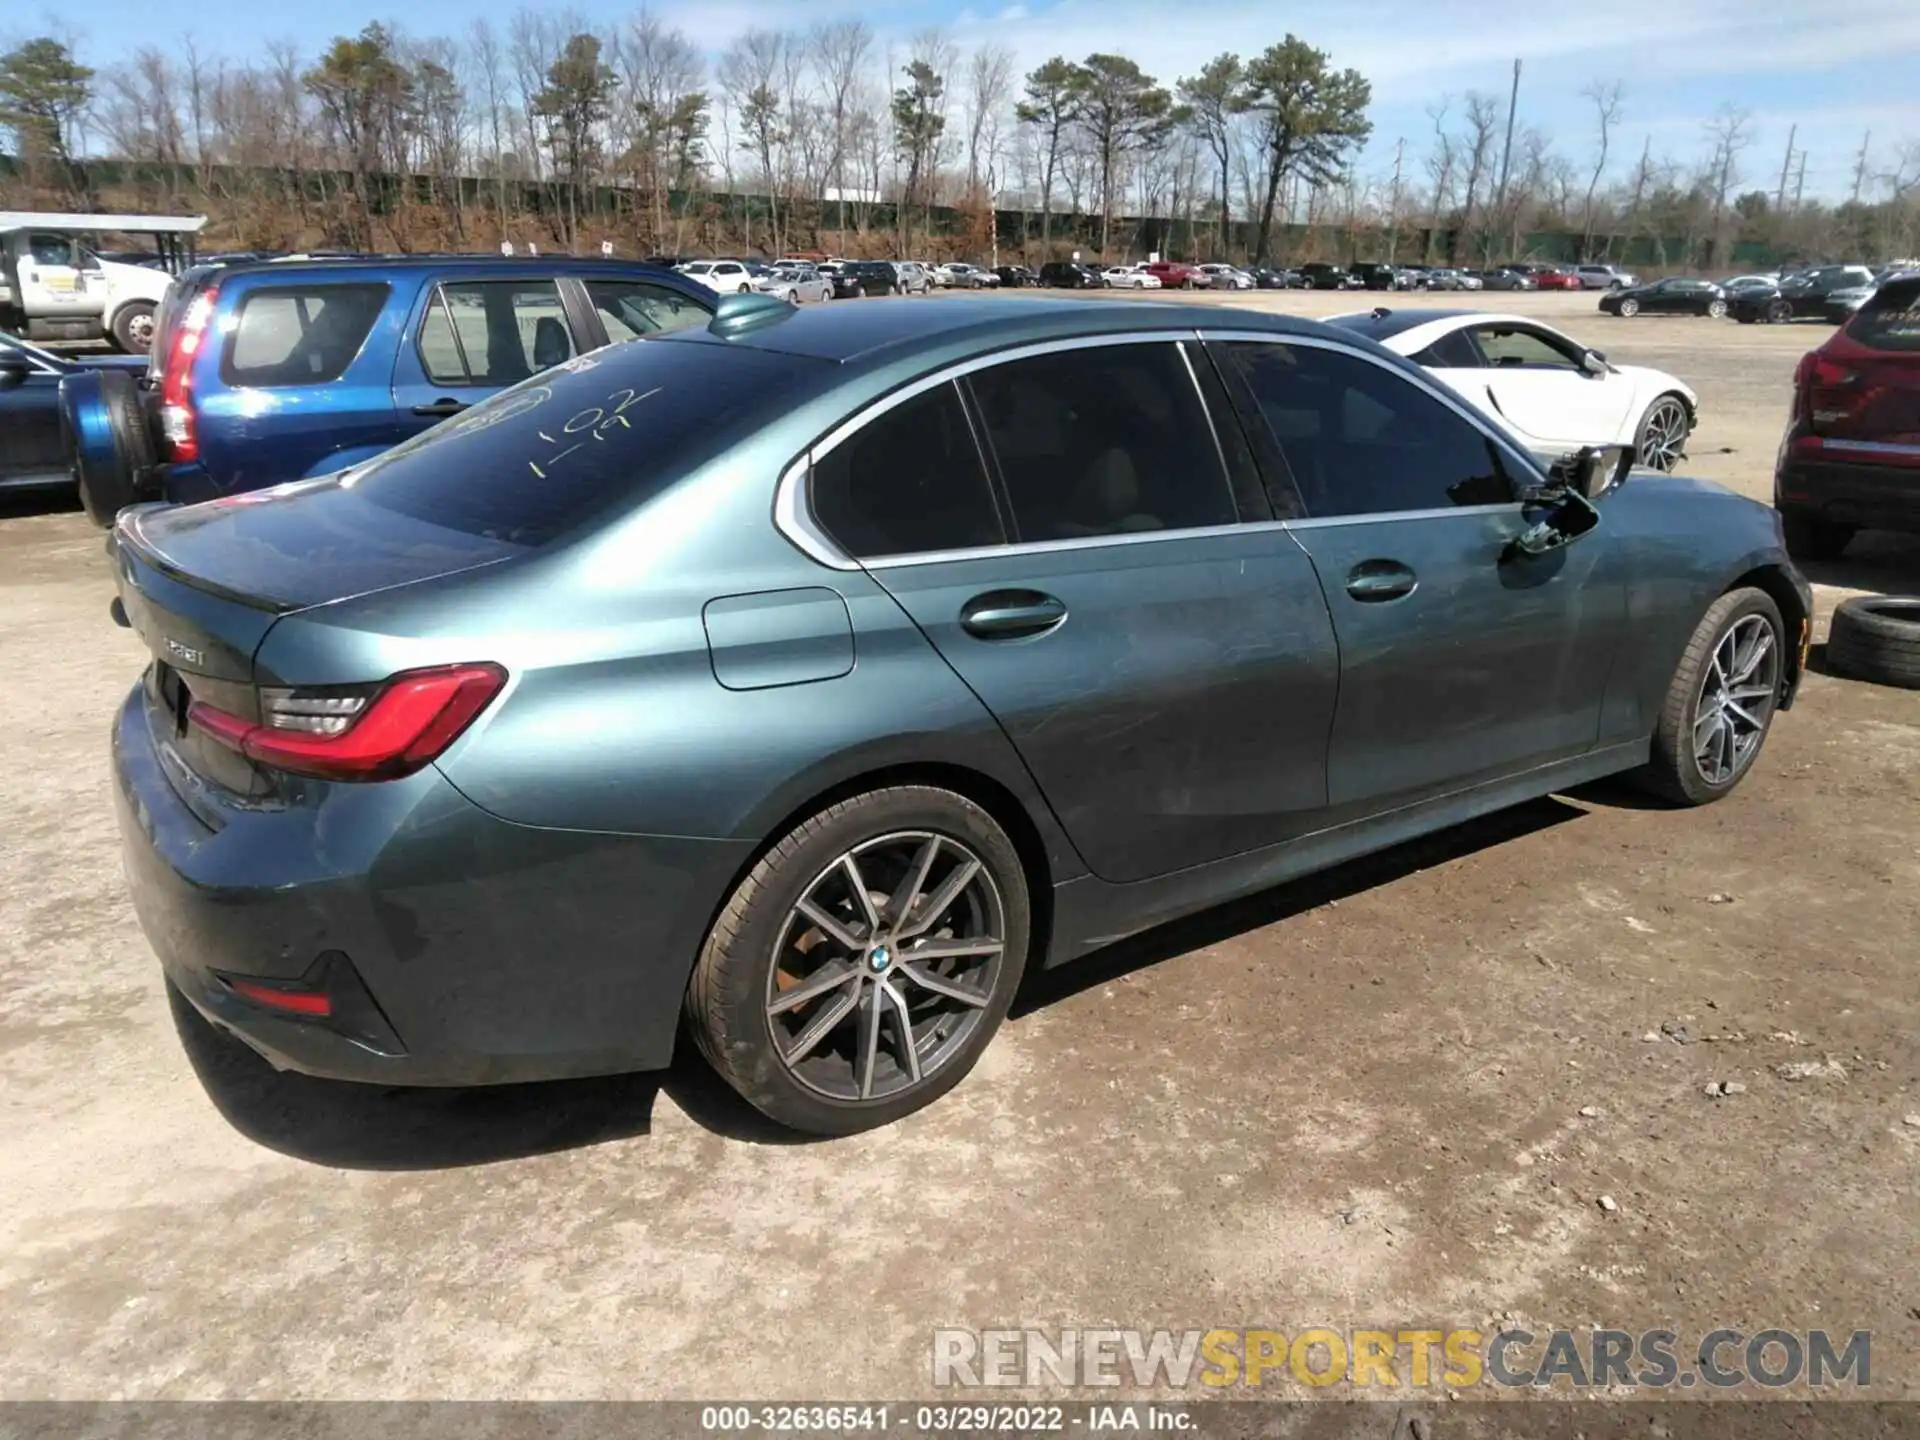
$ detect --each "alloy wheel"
[128,312,156,348]
[765,832,1006,1103]
[1618,298,1640,317]
[1638,397,1690,471]
[1692,614,1779,786]
[1707,299,1728,319]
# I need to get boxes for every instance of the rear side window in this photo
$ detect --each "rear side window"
[968,342,1236,541]
[1846,278,1920,351]
[222,283,388,386]
[418,279,577,385]
[810,383,1004,559]
[585,279,709,342]
[344,340,824,545]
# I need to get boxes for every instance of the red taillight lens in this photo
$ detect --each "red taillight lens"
[189,662,507,782]
[159,286,216,463]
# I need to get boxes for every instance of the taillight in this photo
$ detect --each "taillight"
[1799,352,1863,432]
[159,286,216,462]
[188,662,507,782]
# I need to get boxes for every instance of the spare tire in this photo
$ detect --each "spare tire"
[59,368,157,528]
[1826,597,1920,690]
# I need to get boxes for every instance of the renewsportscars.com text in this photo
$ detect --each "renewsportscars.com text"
[932,1327,1871,1391]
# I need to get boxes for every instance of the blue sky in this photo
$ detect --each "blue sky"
[30,0,1920,201]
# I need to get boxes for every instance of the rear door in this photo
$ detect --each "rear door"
[390,274,588,443]
[807,337,1341,884]
[0,342,66,485]
[1212,333,1627,815]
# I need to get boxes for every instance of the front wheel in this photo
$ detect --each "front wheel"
[686,786,1032,1135]
[1635,588,1785,805]
[1617,297,1640,317]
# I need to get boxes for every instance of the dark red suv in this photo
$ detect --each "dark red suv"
[1141,260,1203,289]
[1774,272,1920,559]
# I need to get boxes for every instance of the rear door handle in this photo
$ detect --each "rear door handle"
[411,398,470,417]
[1345,560,1418,603]
[959,590,1068,639]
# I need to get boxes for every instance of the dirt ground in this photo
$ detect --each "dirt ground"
[0,291,1916,1405]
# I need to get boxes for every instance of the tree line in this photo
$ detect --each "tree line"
[1,19,1916,267]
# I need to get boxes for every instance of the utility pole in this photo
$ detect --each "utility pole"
[1492,59,1522,220]
[1387,137,1405,262]
[1793,150,1808,211]
[1850,131,1872,204]
[1776,123,1797,210]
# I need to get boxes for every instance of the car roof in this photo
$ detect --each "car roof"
[208,255,693,282]
[665,295,1333,366]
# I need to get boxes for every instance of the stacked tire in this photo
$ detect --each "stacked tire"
[1826,598,1920,690]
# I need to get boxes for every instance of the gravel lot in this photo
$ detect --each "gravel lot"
[1,290,1916,1403]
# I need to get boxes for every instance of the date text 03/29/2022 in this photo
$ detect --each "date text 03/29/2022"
[699,1405,1190,1432]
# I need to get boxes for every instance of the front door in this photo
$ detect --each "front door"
[1468,321,1635,450]
[14,232,93,320]
[0,344,66,485]
[806,341,1342,885]
[1213,336,1626,815]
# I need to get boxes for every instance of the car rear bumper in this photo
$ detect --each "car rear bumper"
[113,682,752,1087]
[1776,446,1920,532]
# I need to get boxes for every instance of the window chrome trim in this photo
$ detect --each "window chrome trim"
[1194,326,1551,487]
[774,330,1222,570]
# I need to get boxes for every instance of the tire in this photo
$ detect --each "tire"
[1826,598,1920,690]
[1707,299,1728,319]
[1634,392,1692,472]
[1735,311,1757,325]
[1635,587,1786,805]
[60,368,156,527]
[852,285,865,299]
[687,785,1032,1135]
[1779,509,1855,561]
[110,301,157,355]
[737,284,751,294]
[1617,297,1640,317]
[1766,298,1791,324]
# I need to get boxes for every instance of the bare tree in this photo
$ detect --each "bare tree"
[810,20,872,226]
[718,30,790,253]
[1578,80,1622,259]
[1702,103,1754,266]
[1455,91,1500,257]
[964,44,1013,199]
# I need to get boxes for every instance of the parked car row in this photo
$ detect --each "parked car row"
[1597,264,1913,327]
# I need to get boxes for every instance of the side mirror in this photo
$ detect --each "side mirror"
[1548,442,1632,500]
[1580,348,1608,375]
[0,357,29,391]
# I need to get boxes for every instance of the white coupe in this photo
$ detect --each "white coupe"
[1328,308,1699,472]
[1102,266,1161,289]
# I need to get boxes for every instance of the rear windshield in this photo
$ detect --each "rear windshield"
[1845,279,1920,351]
[221,283,388,386]
[341,337,824,545]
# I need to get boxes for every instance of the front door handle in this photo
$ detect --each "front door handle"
[959,590,1068,639]
[1345,560,1418,603]
[411,398,470,417]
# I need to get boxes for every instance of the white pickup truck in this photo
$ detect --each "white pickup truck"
[0,212,206,353]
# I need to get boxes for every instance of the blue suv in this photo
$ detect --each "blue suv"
[59,255,715,525]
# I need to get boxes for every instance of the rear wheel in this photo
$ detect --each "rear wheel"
[110,301,156,355]
[1779,509,1855,561]
[687,786,1032,1135]
[1635,394,1692,472]
[1766,298,1791,324]
[1706,298,1728,319]
[1635,588,1784,805]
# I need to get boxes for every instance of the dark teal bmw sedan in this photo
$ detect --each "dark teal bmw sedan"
[109,295,1811,1134]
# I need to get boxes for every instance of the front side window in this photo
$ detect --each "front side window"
[28,234,76,267]
[967,342,1236,542]
[223,283,389,387]
[418,280,575,386]
[1411,329,1484,369]
[1473,325,1581,371]
[585,279,709,342]
[809,383,1003,559]
[1220,342,1515,518]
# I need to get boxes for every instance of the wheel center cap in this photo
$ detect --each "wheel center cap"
[868,946,891,973]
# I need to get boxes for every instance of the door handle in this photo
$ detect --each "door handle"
[411,398,470,417]
[1345,561,1418,603]
[959,590,1068,639]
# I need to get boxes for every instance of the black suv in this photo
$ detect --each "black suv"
[1297,263,1362,291]
[1729,265,1876,324]
[1039,261,1104,289]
